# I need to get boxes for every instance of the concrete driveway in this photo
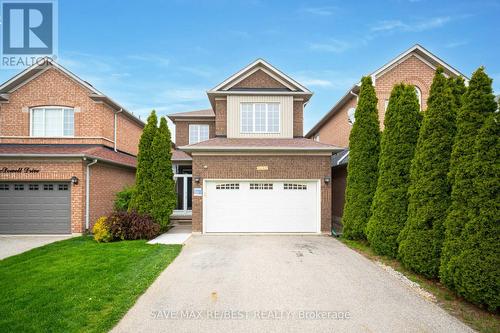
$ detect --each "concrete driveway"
[113,235,472,333]
[0,235,72,260]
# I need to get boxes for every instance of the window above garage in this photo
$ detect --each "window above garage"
[240,102,280,134]
[189,124,209,144]
[30,107,75,137]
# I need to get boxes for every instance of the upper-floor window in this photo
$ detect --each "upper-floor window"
[30,107,74,137]
[240,102,280,133]
[414,86,422,111]
[189,124,209,144]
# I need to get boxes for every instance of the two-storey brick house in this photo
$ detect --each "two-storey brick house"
[168,59,341,233]
[0,58,144,234]
[305,45,468,225]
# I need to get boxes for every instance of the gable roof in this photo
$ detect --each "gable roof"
[305,44,467,138]
[209,59,312,93]
[206,59,313,108]
[0,57,144,126]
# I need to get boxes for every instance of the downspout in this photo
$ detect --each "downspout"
[114,108,123,152]
[85,158,98,231]
[349,90,359,101]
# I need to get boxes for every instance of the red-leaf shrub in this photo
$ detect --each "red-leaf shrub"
[107,210,160,240]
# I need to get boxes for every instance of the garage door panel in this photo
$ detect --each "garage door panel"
[205,180,319,233]
[0,182,71,234]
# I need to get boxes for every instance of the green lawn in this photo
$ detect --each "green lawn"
[0,236,181,333]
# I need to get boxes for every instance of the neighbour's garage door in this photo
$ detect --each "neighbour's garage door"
[0,182,71,234]
[204,180,320,233]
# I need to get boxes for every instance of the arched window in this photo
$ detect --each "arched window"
[415,86,422,111]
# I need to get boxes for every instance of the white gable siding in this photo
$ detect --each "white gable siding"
[226,95,294,138]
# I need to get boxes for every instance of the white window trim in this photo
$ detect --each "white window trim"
[240,102,281,134]
[415,86,422,111]
[29,106,75,137]
[189,124,210,145]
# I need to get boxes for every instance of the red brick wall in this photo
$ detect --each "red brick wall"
[116,113,143,155]
[174,120,216,147]
[293,101,304,137]
[375,55,433,128]
[88,163,136,228]
[313,54,435,147]
[0,158,86,233]
[0,67,142,156]
[191,154,332,233]
[215,99,227,136]
[315,96,356,148]
[232,69,287,89]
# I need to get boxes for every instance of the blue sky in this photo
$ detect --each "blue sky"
[0,0,499,134]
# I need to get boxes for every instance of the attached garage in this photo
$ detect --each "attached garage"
[0,182,71,234]
[204,180,320,233]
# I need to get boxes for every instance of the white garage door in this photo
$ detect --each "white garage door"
[204,180,320,233]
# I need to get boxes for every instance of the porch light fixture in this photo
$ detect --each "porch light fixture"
[194,176,201,183]
[324,176,331,184]
[71,176,79,185]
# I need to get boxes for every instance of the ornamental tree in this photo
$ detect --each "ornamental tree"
[130,110,158,214]
[440,67,497,287]
[397,69,457,277]
[150,117,177,229]
[450,113,499,310]
[366,84,421,257]
[342,76,380,240]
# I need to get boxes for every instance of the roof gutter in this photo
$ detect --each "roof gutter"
[180,147,343,153]
[0,153,136,169]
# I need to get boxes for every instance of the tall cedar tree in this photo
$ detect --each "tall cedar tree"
[451,113,499,310]
[398,69,458,277]
[342,76,380,239]
[448,76,466,109]
[440,67,497,288]
[150,117,177,229]
[366,84,421,257]
[130,110,158,214]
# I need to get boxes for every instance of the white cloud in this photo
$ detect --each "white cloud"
[309,39,353,53]
[162,88,207,102]
[371,16,452,33]
[301,6,336,16]
[127,54,170,67]
[445,40,468,48]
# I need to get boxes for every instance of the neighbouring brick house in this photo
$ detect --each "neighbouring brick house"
[168,59,341,233]
[0,58,144,234]
[305,44,468,225]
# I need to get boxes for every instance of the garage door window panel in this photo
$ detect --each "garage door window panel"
[249,183,273,190]
[0,184,9,191]
[216,183,240,190]
[31,107,75,137]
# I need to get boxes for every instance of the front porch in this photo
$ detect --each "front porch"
[172,164,192,225]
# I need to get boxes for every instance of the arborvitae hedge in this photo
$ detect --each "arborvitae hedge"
[398,69,457,278]
[448,76,466,110]
[451,113,499,311]
[366,84,421,257]
[342,76,380,240]
[130,110,158,214]
[150,117,176,229]
[440,67,497,288]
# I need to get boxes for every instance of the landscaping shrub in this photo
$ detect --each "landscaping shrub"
[449,112,500,311]
[92,216,112,243]
[342,76,380,240]
[440,67,497,288]
[366,84,421,257]
[130,110,158,214]
[107,210,160,240]
[398,69,458,278]
[150,117,176,229]
[114,186,135,211]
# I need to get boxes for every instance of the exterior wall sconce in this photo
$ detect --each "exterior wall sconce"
[324,176,331,184]
[194,176,201,183]
[71,176,79,185]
